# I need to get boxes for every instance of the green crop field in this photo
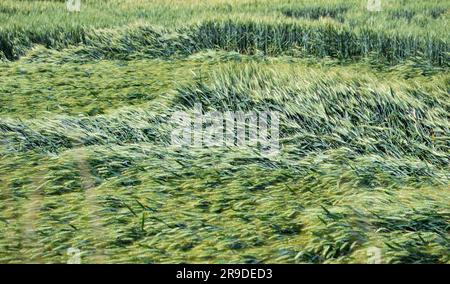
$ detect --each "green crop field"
[0,0,449,264]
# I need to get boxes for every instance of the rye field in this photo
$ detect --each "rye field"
[0,0,449,264]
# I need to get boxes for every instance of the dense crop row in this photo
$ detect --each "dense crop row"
[2,21,447,66]
[0,1,448,65]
